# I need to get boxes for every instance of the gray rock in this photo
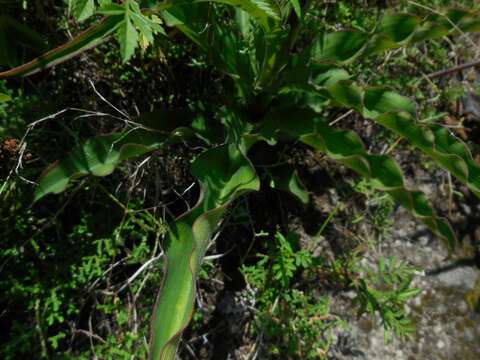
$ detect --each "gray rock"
[436,339,445,350]
[433,266,479,289]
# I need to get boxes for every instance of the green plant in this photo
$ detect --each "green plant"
[2,2,480,359]
[352,256,420,341]
[351,178,396,237]
[242,231,339,359]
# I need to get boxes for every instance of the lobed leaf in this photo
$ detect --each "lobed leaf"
[116,13,138,63]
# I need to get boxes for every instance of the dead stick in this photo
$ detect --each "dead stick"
[428,59,480,79]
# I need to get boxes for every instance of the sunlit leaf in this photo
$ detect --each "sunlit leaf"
[73,0,96,21]
[117,14,138,63]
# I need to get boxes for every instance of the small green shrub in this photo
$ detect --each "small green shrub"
[242,232,340,359]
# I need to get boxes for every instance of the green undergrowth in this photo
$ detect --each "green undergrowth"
[1,0,480,359]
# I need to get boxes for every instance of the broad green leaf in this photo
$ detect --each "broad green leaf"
[308,78,480,199]
[259,108,456,249]
[0,93,11,102]
[149,143,260,359]
[0,16,123,78]
[34,109,196,201]
[377,13,420,42]
[73,0,96,21]
[117,14,138,63]
[311,31,369,63]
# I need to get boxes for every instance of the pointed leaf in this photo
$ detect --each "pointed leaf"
[74,0,96,21]
[289,0,301,18]
[117,14,138,63]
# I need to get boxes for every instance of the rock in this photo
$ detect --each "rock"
[436,339,445,349]
[458,301,468,313]
[464,328,475,342]
[344,290,357,300]
[418,236,429,247]
[434,266,479,290]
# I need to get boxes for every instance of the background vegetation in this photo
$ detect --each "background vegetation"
[1,1,480,359]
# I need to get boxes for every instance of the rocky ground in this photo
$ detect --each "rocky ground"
[328,209,480,360]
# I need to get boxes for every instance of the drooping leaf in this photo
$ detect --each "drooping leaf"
[149,143,260,359]
[307,10,480,65]
[259,108,456,249]
[34,109,197,202]
[375,112,480,197]
[311,79,480,199]
[279,62,480,201]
